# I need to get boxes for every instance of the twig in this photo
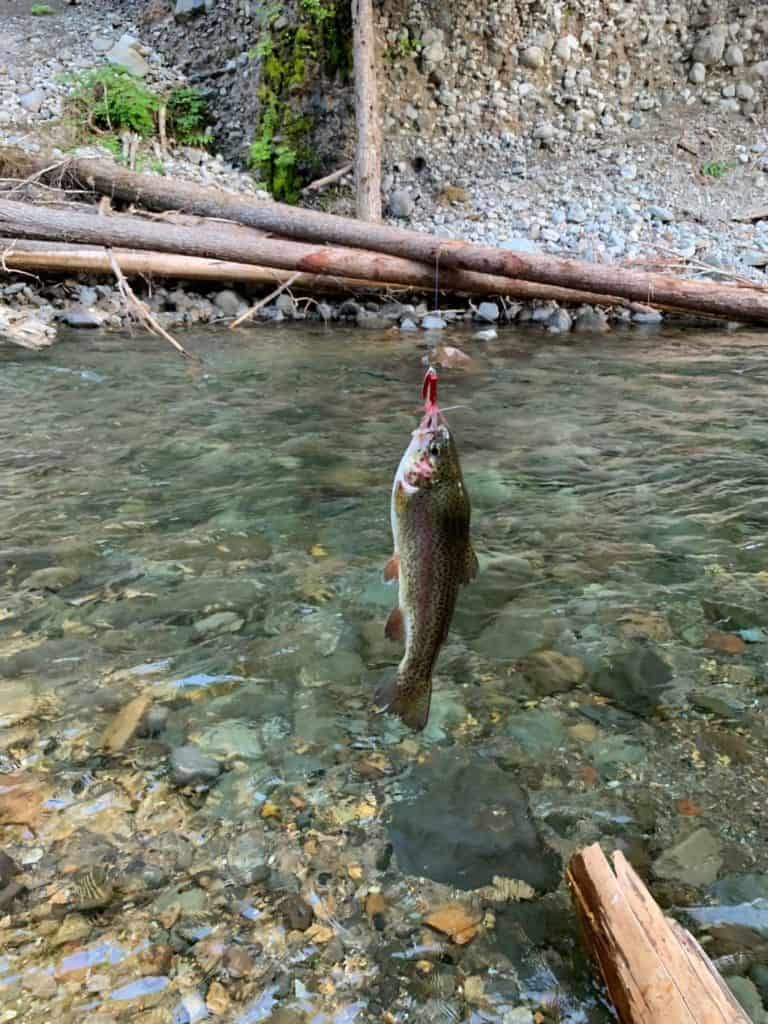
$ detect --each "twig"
[300,161,354,195]
[229,271,302,329]
[1,239,40,280]
[158,104,168,154]
[107,249,199,362]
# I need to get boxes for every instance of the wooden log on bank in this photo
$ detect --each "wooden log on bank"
[0,239,405,294]
[0,205,632,308]
[5,152,768,323]
[567,844,750,1024]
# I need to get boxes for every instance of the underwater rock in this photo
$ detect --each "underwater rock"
[519,649,587,696]
[22,565,81,591]
[389,750,561,891]
[169,744,222,786]
[591,644,672,716]
[653,827,722,887]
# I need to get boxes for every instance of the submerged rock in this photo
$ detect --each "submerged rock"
[653,827,722,887]
[591,645,672,716]
[388,750,561,891]
[519,649,587,696]
[169,744,222,786]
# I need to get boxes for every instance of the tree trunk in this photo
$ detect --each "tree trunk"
[352,0,381,222]
[567,844,750,1024]
[5,151,768,323]
[0,206,631,308]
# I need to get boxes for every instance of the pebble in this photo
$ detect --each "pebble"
[388,188,414,218]
[475,301,499,322]
[169,744,222,786]
[214,289,244,316]
[60,307,104,329]
[281,894,314,931]
[421,314,447,330]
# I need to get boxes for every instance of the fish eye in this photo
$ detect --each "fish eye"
[429,442,441,457]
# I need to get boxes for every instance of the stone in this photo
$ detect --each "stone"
[573,309,609,333]
[653,827,722,886]
[0,851,19,888]
[60,307,103,328]
[92,36,113,54]
[566,202,587,223]
[648,205,673,223]
[704,631,747,654]
[275,293,296,316]
[689,62,706,84]
[474,328,497,341]
[520,650,587,696]
[506,709,567,755]
[388,189,414,218]
[501,236,541,254]
[475,301,499,323]
[533,122,555,143]
[399,318,418,332]
[554,34,579,62]
[690,685,749,718]
[106,34,150,77]
[726,977,765,1022]
[736,81,755,101]
[421,314,446,330]
[591,646,672,716]
[547,308,572,333]
[169,744,221,786]
[79,286,98,306]
[227,829,269,885]
[22,565,81,591]
[692,24,728,66]
[175,0,210,20]
[751,965,768,1006]
[724,44,744,68]
[213,289,243,316]
[193,610,244,636]
[587,735,647,775]
[282,894,314,931]
[19,89,45,113]
[356,310,391,330]
[389,750,561,891]
[520,46,545,69]
[632,309,663,324]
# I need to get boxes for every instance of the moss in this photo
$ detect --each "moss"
[249,0,352,203]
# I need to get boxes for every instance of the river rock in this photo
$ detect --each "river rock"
[388,189,414,218]
[19,89,45,113]
[389,750,561,891]
[573,308,609,333]
[726,977,765,1022]
[193,611,244,636]
[691,24,727,66]
[60,307,103,328]
[169,744,222,786]
[175,0,210,19]
[22,565,81,591]
[591,645,672,716]
[520,46,545,69]
[282,894,314,931]
[689,62,706,84]
[226,829,269,884]
[106,34,150,76]
[213,289,244,316]
[475,301,499,322]
[519,650,587,696]
[421,314,447,330]
[653,827,722,886]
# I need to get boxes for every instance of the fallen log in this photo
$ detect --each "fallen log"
[0,239,407,294]
[567,844,750,1024]
[0,207,632,308]
[5,152,768,323]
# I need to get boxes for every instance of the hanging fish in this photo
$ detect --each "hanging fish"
[373,367,478,730]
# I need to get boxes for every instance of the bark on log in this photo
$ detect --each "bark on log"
[5,153,768,323]
[352,0,381,221]
[0,206,631,308]
[567,844,750,1024]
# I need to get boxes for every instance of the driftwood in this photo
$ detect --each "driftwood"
[0,205,633,308]
[567,844,750,1024]
[352,0,382,221]
[4,153,768,323]
[300,162,353,195]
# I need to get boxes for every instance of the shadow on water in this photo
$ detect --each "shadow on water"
[2,323,768,1022]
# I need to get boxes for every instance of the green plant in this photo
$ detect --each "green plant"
[166,86,210,146]
[301,0,333,22]
[66,65,159,136]
[701,161,731,179]
[30,3,55,14]
[388,31,422,60]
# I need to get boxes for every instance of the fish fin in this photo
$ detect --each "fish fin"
[383,552,400,583]
[459,543,479,585]
[384,606,405,642]
[372,676,432,732]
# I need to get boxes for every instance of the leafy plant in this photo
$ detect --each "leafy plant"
[166,86,210,147]
[30,3,55,14]
[301,0,333,22]
[701,161,731,179]
[67,65,159,136]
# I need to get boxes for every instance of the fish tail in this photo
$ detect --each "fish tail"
[372,674,432,731]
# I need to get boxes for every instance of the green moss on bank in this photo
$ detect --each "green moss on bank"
[249,1,351,203]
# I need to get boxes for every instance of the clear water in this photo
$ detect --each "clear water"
[2,324,768,1023]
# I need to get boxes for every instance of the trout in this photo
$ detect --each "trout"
[373,370,478,730]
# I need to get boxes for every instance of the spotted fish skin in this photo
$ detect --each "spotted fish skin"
[374,418,477,731]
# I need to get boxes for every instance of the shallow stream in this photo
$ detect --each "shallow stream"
[2,324,768,1023]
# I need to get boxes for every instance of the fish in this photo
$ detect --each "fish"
[373,368,478,730]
